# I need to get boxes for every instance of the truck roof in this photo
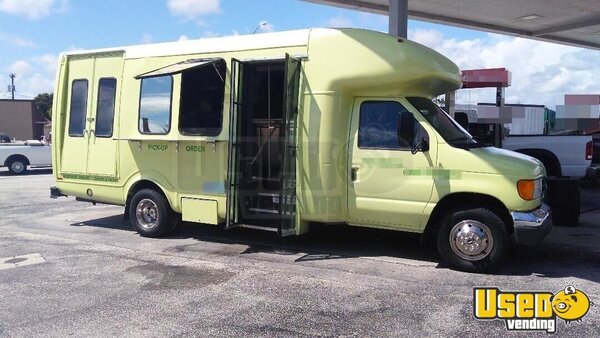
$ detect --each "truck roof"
[61,28,462,98]
[63,28,315,60]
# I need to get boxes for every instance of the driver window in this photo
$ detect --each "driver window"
[358,101,415,150]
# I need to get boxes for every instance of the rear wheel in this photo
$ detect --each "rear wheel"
[129,189,176,237]
[7,159,27,175]
[437,207,509,273]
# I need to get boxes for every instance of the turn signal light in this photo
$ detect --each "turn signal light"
[517,179,541,201]
[586,141,593,161]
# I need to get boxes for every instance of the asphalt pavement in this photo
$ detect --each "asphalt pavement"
[0,168,599,337]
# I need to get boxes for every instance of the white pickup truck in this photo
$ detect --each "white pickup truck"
[0,140,52,175]
[503,135,595,178]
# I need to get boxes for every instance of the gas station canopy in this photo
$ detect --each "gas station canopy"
[304,0,600,50]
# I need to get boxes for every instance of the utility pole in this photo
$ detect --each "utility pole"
[9,73,16,100]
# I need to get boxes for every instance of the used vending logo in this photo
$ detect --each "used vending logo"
[473,285,592,333]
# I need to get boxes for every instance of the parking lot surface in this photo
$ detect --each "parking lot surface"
[1,169,599,337]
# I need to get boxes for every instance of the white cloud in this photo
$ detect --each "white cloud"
[178,35,189,41]
[1,54,58,98]
[0,71,54,99]
[409,28,444,49]
[201,30,240,38]
[408,29,600,109]
[17,72,54,96]
[36,53,58,74]
[141,33,154,44]
[7,60,32,75]
[167,0,220,20]
[0,0,67,19]
[326,15,353,28]
[0,33,35,47]
[201,30,221,38]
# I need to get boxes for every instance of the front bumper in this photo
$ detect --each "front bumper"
[511,203,552,245]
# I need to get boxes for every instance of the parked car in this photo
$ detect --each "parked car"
[0,140,52,175]
[502,134,594,178]
[0,133,11,143]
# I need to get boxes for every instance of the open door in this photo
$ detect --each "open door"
[226,55,301,236]
[225,58,245,229]
[278,54,301,236]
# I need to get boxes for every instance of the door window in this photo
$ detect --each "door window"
[95,78,117,137]
[68,79,89,137]
[358,101,412,149]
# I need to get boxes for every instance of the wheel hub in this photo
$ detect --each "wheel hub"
[136,199,159,229]
[449,220,494,261]
[11,162,24,173]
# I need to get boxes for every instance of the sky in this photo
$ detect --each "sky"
[0,0,599,109]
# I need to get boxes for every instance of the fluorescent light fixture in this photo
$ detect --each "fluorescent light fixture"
[518,14,542,20]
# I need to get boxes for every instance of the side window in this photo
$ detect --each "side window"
[139,76,172,134]
[359,101,414,149]
[95,78,117,137]
[179,59,226,136]
[68,79,89,137]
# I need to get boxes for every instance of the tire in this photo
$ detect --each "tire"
[539,158,561,177]
[437,207,510,273]
[7,159,27,175]
[129,188,176,238]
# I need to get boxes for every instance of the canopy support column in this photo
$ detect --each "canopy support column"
[389,0,408,38]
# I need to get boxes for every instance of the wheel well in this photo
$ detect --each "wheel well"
[124,180,168,217]
[4,154,30,167]
[514,148,561,177]
[423,193,513,242]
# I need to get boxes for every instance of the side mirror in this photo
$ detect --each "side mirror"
[411,138,429,155]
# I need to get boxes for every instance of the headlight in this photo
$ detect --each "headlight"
[517,179,543,201]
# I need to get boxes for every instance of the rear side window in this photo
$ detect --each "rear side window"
[139,76,172,134]
[95,78,117,137]
[68,79,89,137]
[179,59,226,136]
[358,101,410,149]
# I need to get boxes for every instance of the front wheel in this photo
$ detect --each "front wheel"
[129,189,176,238]
[437,207,510,273]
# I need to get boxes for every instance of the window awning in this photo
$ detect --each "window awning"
[135,58,220,79]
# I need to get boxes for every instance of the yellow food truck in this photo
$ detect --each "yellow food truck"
[51,28,551,272]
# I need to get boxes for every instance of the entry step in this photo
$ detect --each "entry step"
[249,207,279,214]
[236,224,278,232]
[258,192,278,197]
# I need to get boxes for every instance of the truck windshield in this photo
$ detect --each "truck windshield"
[406,97,484,149]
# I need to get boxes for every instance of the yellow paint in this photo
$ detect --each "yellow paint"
[52,28,545,235]
[181,198,218,225]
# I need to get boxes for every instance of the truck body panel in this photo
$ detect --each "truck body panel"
[503,135,592,177]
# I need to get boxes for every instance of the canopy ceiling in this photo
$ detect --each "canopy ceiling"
[304,0,600,50]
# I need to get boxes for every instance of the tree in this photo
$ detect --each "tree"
[33,93,53,121]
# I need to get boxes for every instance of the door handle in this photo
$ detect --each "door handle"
[351,167,359,182]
